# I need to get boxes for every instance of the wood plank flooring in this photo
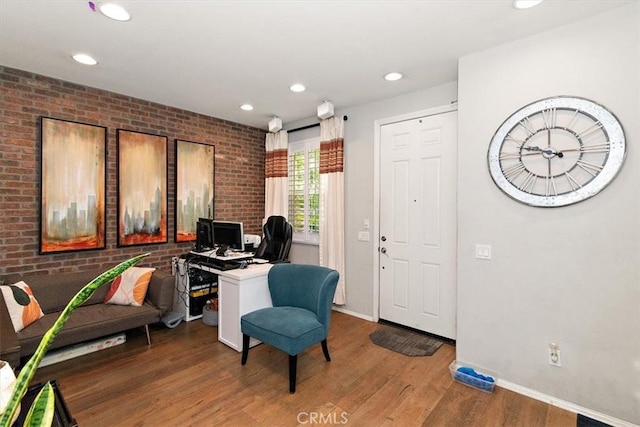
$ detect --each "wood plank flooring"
[29,312,577,426]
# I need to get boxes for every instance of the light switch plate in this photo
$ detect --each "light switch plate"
[475,244,492,260]
[358,231,370,242]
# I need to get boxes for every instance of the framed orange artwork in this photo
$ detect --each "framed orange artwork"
[116,129,168,247]
[39,117,107,254]
[174,139,215,243]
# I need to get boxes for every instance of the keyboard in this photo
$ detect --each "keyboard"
[189,250,253,261]
[192,257,241,271]
[217,252,254,261]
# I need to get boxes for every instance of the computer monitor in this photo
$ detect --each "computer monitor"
[213,220,244,252]
[194,218,214,252]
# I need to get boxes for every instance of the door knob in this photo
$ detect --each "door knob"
[380,247,387,254]
[381,236,387,242]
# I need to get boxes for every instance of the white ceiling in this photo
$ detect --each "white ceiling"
[0,0,632,130]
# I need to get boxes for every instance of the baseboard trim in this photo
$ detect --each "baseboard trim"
[334,310,636,426]
[331,306,374,322]
[39,333,126,368]
[497,379,637,427]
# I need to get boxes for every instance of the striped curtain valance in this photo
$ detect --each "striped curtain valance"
[265,148,288,178]
[319,139,344,174]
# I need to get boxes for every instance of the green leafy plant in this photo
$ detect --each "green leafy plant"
[0,253,149,427]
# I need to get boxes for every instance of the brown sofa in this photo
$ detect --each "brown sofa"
[0,267,174,368]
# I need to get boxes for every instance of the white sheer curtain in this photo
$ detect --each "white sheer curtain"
[264,130,288,219]
[319,116,346,305]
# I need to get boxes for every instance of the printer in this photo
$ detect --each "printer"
[244,234,261,252]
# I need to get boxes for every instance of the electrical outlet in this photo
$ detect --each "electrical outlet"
[549,343,562,367]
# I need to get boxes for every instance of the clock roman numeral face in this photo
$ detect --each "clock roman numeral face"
[499,109,608,196]
[488,97,626,207]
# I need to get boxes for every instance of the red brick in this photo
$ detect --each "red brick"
[0,65,266,275]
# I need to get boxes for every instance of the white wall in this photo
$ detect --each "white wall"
[457,4,639,424]
[287,4,638,422]
[287,82,458,316]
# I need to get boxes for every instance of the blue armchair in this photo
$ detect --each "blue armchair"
[240,263,339,393]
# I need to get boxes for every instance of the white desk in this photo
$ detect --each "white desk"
[173,258,273,352]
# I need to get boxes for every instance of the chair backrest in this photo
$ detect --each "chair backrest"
[267,264,339,335]
[254,216,293,262]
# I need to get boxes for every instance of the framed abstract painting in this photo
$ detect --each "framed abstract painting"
[117,129,168,247]
[174,139,215,243]
[39,117,107,254]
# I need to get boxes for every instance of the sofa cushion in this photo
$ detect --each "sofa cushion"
[104,267,155,306]
[22,270,112,314]
[0,274,23,286]
[0,281,45,332]
[17,302,160,356]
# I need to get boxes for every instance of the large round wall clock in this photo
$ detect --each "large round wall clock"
[487,96,626,207]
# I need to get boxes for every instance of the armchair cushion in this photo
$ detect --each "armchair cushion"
[241,307,324,356]
[267,264,339,336]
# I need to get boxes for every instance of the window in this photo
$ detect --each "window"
[288,137,320,244]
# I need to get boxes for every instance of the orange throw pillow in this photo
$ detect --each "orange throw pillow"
[0,281,45,332]
[104,267,155,307]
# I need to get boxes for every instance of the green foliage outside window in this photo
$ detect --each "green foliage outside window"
[308,149,320,233]
[288,145,320,240]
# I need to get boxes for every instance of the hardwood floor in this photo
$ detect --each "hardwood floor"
[29,312,576,426]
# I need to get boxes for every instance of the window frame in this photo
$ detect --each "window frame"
[288,136,320,245]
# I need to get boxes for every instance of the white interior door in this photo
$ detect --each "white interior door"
[379,111,457,339]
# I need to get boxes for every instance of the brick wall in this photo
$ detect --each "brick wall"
[0,66,265,275]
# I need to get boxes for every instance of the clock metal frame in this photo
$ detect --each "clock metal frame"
[487,96,626,207]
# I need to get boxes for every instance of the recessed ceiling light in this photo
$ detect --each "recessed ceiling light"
[72,53,98,65]
[99,3,131,21]
[384,72,403,81]
[513,0,544,10]
[240,104,254,111]
[289,83,306,93]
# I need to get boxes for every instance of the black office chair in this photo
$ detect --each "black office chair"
[254,216,293,262]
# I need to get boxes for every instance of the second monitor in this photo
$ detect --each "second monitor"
[195,218,215,252]
[213,220,244,252]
